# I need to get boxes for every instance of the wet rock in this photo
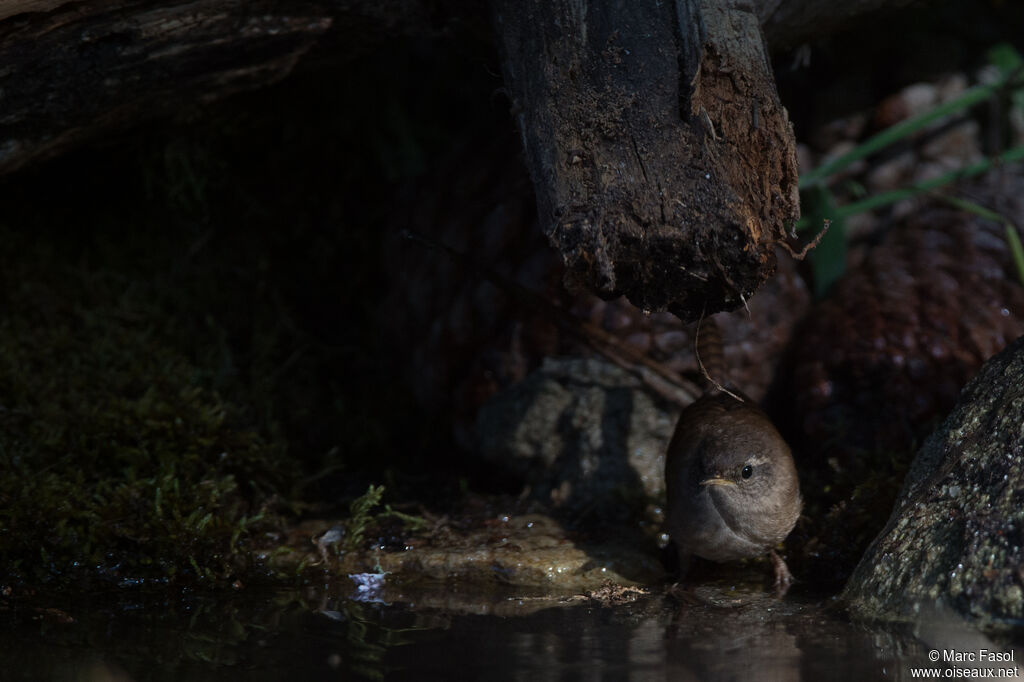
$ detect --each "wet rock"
[475,357,677,515]
[843,335,1024,623]
[286,512,664,591]
[348,581,649,617]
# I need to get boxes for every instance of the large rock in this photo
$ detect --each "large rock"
[475,356,678,519]
[843,335,1024,623]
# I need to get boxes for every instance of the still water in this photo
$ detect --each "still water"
[2,577,1020,681]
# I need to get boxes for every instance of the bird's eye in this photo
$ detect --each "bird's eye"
[741,465,753,479]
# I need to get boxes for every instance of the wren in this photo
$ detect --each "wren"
[664,318,801,591]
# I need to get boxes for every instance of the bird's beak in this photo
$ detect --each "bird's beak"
[700,477,736,487]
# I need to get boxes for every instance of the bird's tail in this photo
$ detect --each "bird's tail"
[695,314,729,395]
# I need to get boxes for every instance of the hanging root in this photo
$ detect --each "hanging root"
[779,219,830,261]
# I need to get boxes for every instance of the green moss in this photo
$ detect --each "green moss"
[0,35,504,593]
[0,229,290,589]
[342,485,387,555]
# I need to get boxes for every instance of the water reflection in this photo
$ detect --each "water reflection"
[0,581,1020,681]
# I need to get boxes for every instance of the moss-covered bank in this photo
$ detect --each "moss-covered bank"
[0,225,292,588]
[0,27,514,593]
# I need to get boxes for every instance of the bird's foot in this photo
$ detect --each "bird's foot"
[769,549,794,596]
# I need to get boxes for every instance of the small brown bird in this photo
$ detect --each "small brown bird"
[664,317,801,591]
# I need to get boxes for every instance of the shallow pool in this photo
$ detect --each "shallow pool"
[2,575,1020,681]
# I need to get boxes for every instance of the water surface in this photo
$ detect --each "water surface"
[2,578,1019,681]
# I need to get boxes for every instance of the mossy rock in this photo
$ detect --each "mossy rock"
[843,334,1024,624]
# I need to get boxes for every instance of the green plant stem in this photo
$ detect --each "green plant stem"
[935,195,1024,288]
[937,195,1008,223]
[799,76,1020,189]
[1006,225,1024,288]
[795,144,1024,230]
[836,145,1024,217]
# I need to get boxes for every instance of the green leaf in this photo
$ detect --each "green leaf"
[938,195,1024,288]
[801,44,1024,191]
[988,43,1024,76]
[800,186,847,298]
[796,144,1024,230]
[989,43,1024,115]
[799,82,1008,189]
[1005,225,1024,288]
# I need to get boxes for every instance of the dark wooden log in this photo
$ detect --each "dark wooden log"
[0,0,443,177]
[493,0,800,321]
[0,0,920,180]
[0,0,920,321]
[0,0,341,175]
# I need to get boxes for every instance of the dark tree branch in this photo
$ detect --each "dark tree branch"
[0,0,339,175]
[0,0,921,320]
[492,0,801,321]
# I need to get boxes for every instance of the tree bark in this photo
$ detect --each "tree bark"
[493,0,800,321]
[0,0,341,175]
[0,0,920,180]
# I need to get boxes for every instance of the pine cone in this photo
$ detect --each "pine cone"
[788,184,1024,582]
[793,204,1024,466]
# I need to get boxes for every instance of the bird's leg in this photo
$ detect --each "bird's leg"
[770,549,794,595]
[666,549,704,604]
[675,547,695,580]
